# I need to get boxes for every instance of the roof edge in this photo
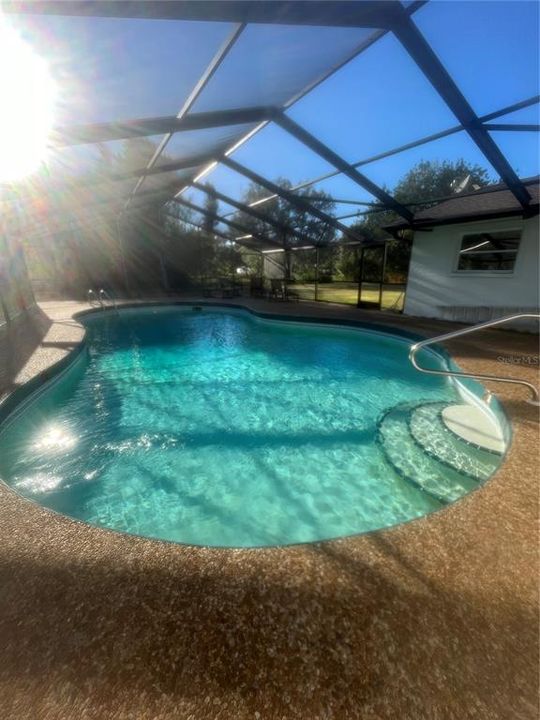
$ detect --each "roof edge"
[386,204,539,236]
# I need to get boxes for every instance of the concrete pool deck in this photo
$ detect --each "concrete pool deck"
[0,298,538,720]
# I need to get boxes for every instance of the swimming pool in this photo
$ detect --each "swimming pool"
[0,306,506,547]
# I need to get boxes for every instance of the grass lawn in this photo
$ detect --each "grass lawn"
[288,282,405,311]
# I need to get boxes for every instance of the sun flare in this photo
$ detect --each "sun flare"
[0,17,57,182]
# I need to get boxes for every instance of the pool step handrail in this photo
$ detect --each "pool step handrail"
[98,288,119,314]
[87,288,119,314]
[409,313,540,405]
[87,289,102,308]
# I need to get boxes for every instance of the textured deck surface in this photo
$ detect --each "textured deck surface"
[0,298,538,720]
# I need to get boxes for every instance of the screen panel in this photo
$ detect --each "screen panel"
[414,0,540,116]
[7,15,237,124]
[486,131,540,180]
[191,24,380,113]
[286,31,457,164]
[153,123,259,171]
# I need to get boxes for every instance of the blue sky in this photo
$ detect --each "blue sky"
[217,0,540,210]
[9,1,540,220]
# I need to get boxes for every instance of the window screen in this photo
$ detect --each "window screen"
[456,230,521,272]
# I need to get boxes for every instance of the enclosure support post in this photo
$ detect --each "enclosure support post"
[315,246,320,301]
[116,215,129,296]
[380,241,388,310]
[357,248,364,308]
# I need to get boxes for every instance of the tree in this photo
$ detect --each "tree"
[14,135,192,296]
[229,179,336,280]
[393,159,491,206]
[201,189,219,235]
[160,201,203,287]
[346,158,492,281]
[162,186,244,283]
[232,179,336,249]
[353,158,492,241]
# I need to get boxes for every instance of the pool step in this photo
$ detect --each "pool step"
[377,403,484,505]
[409,403,502,482]
[441,404,506,454]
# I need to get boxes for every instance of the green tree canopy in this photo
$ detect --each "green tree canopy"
[392,158,491,207]
[346,159,492,280]
[349,158,492,245]
[231,179,336,248]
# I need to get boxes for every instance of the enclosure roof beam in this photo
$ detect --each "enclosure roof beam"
[117,153,217,181]
[295,196,379,206]
[273,112,414,222]
[118,186,185,205]
[162,211,235,244]
[3,1,404,28]
[390,7,532,208]
[1,152,220,199]
[50,106,276,147]
[170,217,266,252]
[44,92,538,197]
[335,208,387,221]
[222,94,540,218]
[220,156,365,244]
[168,196,282,249]
[479,94,540,122]
[483,124,540,132]
[160,1,425,212]
[77,153,219,186]
[191,181,306,243]
[129,22,245,204]
[349,97,540,168]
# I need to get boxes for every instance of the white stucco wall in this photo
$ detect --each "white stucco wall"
[404,215,539,326]
[263,252,286,279]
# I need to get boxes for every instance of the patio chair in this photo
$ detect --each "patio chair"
[284,283,300,302]
[269,278,286,301]
[250,276,266,297]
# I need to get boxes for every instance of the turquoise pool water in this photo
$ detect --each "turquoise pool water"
[0,307,478,547]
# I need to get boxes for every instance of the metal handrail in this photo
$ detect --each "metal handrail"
[87,289,102,308]
[99,288,119,313]
[409,313,540,405]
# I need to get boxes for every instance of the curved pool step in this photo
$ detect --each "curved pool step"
[441,404,506,454]
[409,403,502,482]
[377,403,480,505]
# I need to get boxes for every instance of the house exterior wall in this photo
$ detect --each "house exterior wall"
[263,252,287,279]
[404,215,539,328]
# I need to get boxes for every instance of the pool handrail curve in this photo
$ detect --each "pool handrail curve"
[98,288,119,313]
[87,289,101,308]
[409,313,540,405]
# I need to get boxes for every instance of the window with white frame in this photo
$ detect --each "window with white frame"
[456,229,521,273]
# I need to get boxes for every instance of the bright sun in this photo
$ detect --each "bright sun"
[0,17,57,183]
